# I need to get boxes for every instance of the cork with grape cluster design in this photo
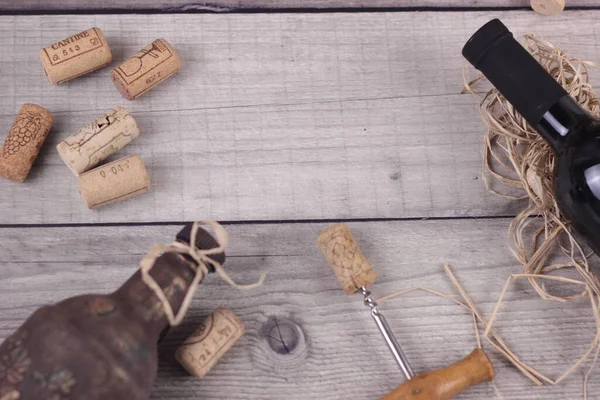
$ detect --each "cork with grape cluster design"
[0,104,53,182]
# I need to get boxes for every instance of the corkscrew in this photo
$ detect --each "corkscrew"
[359,286,415,380]
[317,223,494,400]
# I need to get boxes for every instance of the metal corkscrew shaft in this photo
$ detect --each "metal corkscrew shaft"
[360,286,415,379]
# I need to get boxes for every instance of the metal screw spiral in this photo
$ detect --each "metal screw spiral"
[360,286,378,310]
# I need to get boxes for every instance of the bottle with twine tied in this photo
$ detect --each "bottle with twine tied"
[0,221,264,400]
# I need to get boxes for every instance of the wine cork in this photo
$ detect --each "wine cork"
[0,104,53,183]
[78,155,150,209]
[112,39,182,100]
[531,0,565,16]
[57,107,140,175]
[175,308,245,377]
[40,27,112,85]
[317,223,377,295]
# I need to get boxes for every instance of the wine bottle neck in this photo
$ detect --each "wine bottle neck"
[533,95,590,152]
[463,19,568,126]
[111,224,225,340]
[462,20,595,153]
[113,251,198,339]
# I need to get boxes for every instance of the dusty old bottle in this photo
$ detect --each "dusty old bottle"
[0,223,225,400]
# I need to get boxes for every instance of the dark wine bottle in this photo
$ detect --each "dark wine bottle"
[0,223,225,400]
[463,19,600,256]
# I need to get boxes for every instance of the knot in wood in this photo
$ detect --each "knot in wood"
[263,316,300,355]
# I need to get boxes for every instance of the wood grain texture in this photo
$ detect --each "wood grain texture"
[0,220,597,399]
[2,11,600,223]
[0,0,598,11]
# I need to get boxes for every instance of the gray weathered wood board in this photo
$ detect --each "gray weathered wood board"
[2,8,599,399]
[0,220,597,399]
[0,0,597,11]
[2,11,600,223]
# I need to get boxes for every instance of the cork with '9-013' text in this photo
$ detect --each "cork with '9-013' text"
[78,155,150,209]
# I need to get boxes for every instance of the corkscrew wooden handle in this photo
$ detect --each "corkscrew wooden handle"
[379,348,494,400]
[317,223,377,294]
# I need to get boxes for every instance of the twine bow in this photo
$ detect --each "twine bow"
[140,220,266,326]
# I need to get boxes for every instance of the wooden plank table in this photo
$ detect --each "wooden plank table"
[1,3,599,399]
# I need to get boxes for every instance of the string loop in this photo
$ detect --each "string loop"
[140,221,266,326]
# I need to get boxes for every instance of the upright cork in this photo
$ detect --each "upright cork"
[317,223,377,295]
[0,104,53,182]
[57,107,140,175]
[531,0,565,15]
[78,154,150,209]
[112,39,181,100]
[40,27,112,85]
[175,308,245,377]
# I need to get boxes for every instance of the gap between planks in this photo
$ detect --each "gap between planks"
[0,0,600,13]
[0,220,597,399]
[3,11,598,224]
[0,214,517,229]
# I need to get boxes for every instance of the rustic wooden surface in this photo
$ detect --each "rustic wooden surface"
[0,0,598,11]
[0,221,597,399]
[3,11,600,223]
[1,6,600,400]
